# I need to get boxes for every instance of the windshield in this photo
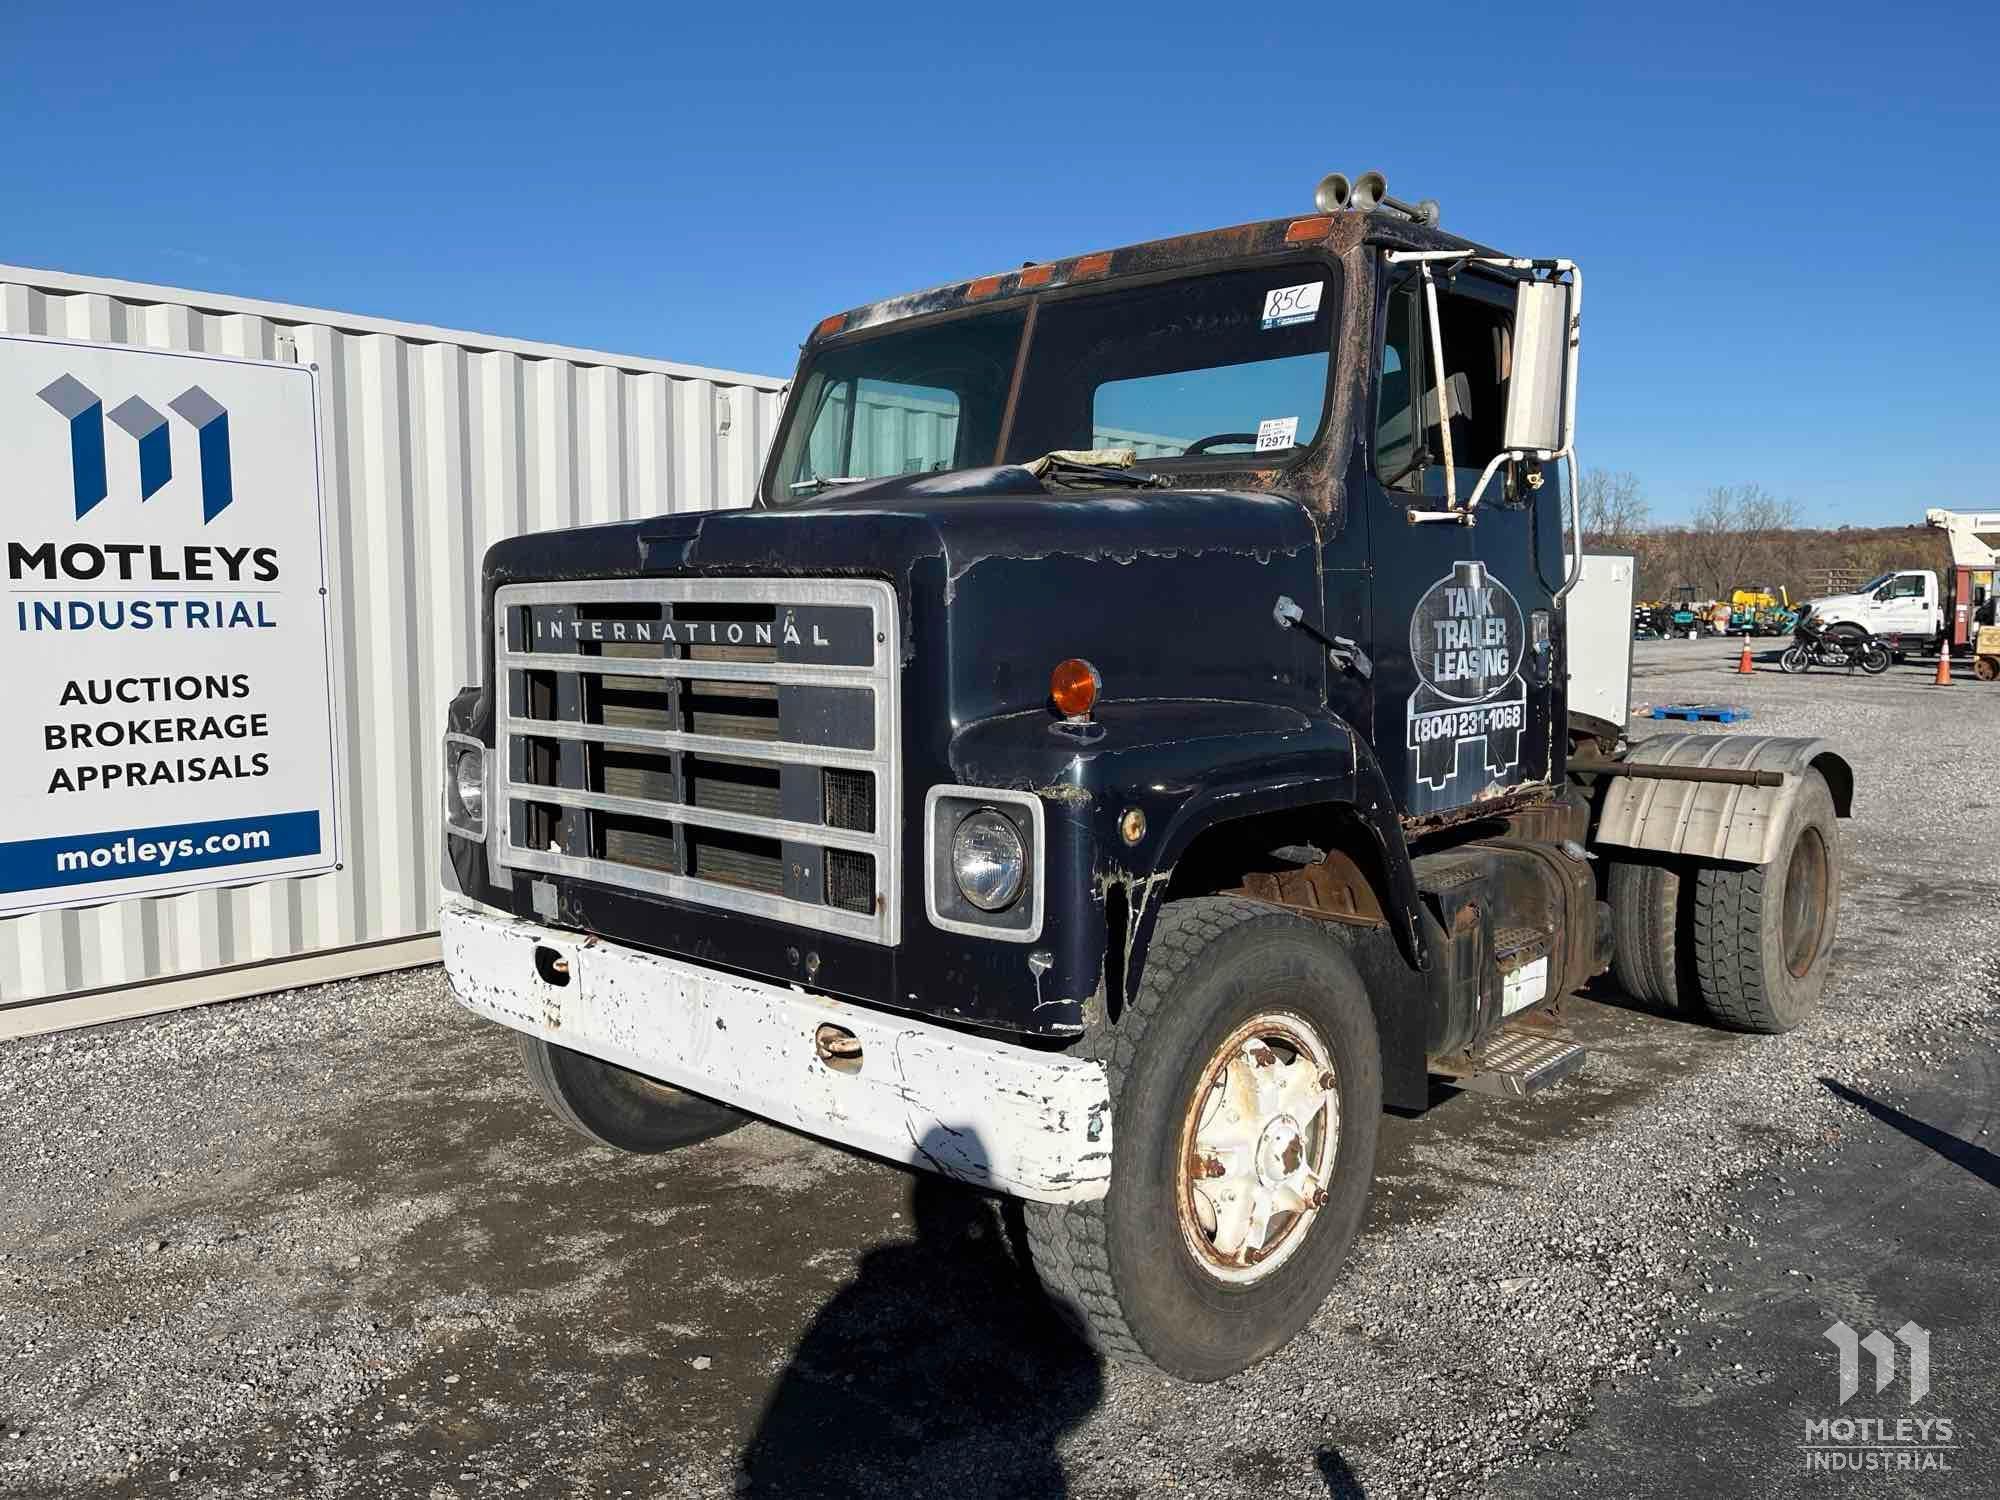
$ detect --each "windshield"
[765,262,1338,505]
[1853,573,1894,595]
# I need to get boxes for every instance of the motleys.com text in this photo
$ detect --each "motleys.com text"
[56,826,272,874]
[0,810,323,898]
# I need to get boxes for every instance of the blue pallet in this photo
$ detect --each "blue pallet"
[1648,703,1753,723]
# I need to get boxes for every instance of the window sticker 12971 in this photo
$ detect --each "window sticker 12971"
[1261,282,1323,329]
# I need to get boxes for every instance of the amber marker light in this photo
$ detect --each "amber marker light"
[1050,658,1102,720]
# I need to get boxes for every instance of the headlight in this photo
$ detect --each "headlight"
[951,809,1025,912]
[446,740,486,833]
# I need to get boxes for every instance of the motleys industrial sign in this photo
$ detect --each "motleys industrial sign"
[0,334,341,914]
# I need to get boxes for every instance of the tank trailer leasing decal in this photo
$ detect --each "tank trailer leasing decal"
[1406,560,1526,797]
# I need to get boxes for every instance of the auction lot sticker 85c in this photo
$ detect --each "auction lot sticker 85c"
[0,333,341,915]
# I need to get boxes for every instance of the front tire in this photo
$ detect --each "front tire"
[1022,897,1381,1381]
[1689,769,1842,1032]
[1859,641,1891,674]
[518,1034,748,1152]
[1780,644,1810,674]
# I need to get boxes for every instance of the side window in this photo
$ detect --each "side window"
[1889,574,1925,599]
[1375,278,1513,500]
[1375,287,1418,484]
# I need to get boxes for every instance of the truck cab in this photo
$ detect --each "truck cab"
[438,174,1853,1381]
[1798,569,1939,653]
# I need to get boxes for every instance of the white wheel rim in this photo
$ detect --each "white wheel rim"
[1175,1012,1339,1285]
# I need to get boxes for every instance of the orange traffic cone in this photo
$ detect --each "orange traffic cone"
[1737,639,1754,674]
[1936,649,1952,686]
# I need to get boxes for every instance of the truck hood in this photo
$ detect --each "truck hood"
[482,482,1328,727]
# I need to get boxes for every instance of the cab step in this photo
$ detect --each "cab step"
[1432,1024,1587,1099]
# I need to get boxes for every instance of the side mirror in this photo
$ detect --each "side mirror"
[1504,280,1573,454]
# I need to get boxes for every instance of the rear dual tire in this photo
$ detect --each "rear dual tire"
[1608,768,1841,1032]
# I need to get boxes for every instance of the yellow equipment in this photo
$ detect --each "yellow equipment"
[1730,584,1790,610]
[1975,624,2000,682]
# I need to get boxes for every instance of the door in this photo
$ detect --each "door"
[1353,268,1560,819]
[1876,571,1931,640]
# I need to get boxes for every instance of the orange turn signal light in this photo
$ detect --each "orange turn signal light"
[1050,658,1101,719]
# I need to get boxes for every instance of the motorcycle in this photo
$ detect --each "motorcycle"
[1780,615,1890,675]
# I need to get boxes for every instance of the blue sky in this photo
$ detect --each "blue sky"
[6,1,1995,525]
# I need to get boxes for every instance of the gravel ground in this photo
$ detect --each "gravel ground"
[1,640,1995,1498]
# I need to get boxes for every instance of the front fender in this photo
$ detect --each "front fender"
[950,700,1429,987]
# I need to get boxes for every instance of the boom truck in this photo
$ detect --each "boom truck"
[1789,509,1999,662]
[438,172,1855,1381]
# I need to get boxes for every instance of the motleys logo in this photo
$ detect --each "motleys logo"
[36,374,234,523]
[1801,1320,1959,1474]
[1825,1320,1929,1405]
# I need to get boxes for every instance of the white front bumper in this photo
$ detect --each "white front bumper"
[440,899,1112,1203]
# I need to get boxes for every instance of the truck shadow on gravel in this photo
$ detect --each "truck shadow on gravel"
[737,1146,1104,1499]
[1821,1077,2000,1190]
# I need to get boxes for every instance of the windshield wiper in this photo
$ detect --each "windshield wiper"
[787,473,871,497]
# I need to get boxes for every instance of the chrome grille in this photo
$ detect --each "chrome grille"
[492,578,899,944]
[823,768,876,833]
[824,849,876,914]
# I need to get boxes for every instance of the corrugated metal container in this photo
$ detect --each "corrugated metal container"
[0,263,787,1036]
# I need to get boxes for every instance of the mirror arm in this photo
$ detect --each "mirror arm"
[1418,261,1459,510]
[1551,259,1584,600]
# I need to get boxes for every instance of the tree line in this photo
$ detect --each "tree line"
[1576,471,1943,604]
